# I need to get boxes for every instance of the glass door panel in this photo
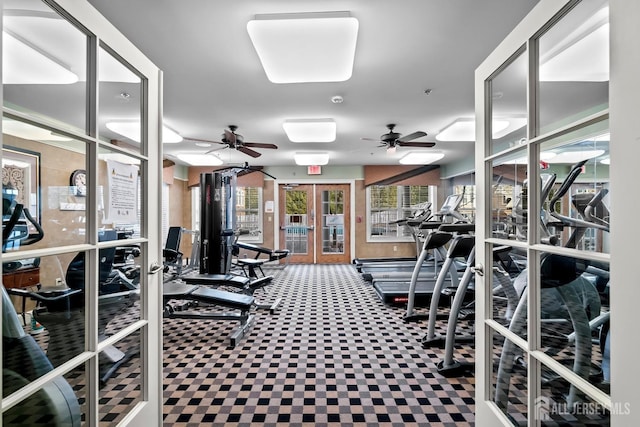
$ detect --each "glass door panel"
[280,184,314,263]
[316,184,350,264]
[2,0,88,134]
[538,0,609,135]
[490,50,528,155]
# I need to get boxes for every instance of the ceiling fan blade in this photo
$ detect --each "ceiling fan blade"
[361,137,381,142]
[244,142,278,149]
[397,141,436,148]
[238,146,261,158]
[224,129,237,145]
[397,131,427,142]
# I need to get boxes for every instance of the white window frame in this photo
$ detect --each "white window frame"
[190,185,263,243]
[366,184,431,242]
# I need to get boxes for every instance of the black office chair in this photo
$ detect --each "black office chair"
[163,226,184,276]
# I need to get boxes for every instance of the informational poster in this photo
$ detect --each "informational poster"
[105,160,138,223]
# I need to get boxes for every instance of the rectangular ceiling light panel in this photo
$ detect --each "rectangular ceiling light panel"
[294,152,330,166]
[283,119,336,142]
[247,11,358,83]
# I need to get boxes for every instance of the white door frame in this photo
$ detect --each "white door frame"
[0,1,164,424]
[273,179,356,263]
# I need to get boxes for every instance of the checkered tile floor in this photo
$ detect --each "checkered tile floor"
[162,264,476,426]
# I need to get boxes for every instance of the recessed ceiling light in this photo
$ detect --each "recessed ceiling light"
[294,152,330,166]
[105,121,183,143]
[247,11,359,83]
[436,117,526,142]
[283,119,336,142]
[399,151,445,165]
[176,153,223,166]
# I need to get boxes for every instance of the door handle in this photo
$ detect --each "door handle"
[149,262,163,275]
[472,264,484,277]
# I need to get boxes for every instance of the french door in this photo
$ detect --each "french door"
[474,0,620,425]
[279,183,351,264]
[1,1,163,425]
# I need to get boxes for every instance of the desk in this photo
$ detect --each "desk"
[3,267,40,324]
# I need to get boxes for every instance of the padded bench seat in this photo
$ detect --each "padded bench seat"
[164,281,254,310]
[182,273,250,289]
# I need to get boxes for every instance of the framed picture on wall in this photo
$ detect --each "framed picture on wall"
[2,145,41,224]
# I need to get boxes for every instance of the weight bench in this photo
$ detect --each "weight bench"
[181,272,280,314]
[234,241,290,275]
[163,281,254,347]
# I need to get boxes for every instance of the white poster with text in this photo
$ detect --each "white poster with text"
[105,160,138,223]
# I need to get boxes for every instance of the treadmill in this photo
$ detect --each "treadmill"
[353,202,431,272]
[363,194,464,278]
[371,194,470,305]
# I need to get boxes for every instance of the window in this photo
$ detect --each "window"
[366,185,430,241]
[235,186,262,242]
[190,185,263,243]
[453,184,476,223]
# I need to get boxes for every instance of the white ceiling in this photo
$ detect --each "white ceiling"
[86,0,540,168]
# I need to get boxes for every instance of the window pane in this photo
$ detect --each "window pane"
[236,186,262,241]
[98,46,143,155]
[492,331,528,424]
[490,50,528,155]
[3,362,85,425]
[99,330,142,423]
[2,0,87,134]
[539,374,611,425]
[3,121,88,252]
[284,189,308,254]
[321,189,344,254]
[97,231,141,343]
[368,185,429,240]
[538,253,609,395]
[539,120,610,252]
[97,147,142,237]
[538,0,609,134]
[491,150,528,242]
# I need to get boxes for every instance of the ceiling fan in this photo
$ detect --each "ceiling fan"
[185,125,278,158]
[362,123,435,153]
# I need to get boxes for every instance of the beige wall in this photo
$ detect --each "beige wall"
[353,179,416,260]
[168,168,434,262]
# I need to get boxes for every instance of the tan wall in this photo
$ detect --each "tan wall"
[170,174,426,261]
[353,179,416,260]
[3,136,85,286]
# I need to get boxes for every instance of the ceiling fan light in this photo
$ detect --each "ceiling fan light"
[399,151,445,165]
[294,152,329,166]
[176,153,223,166]
[386,145,397,155]
[247,11,358,83]
[283,119,336,142]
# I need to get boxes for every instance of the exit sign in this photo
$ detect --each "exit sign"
[307,165,322,175]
